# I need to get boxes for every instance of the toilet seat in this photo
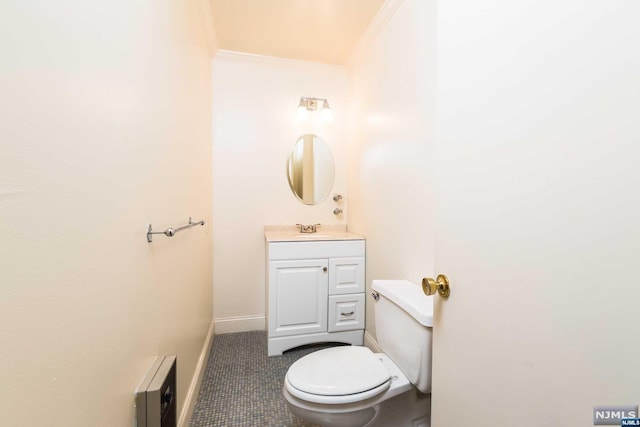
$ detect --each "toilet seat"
[285,346,391,404]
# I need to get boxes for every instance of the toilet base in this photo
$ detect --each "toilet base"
[285,388,430,427]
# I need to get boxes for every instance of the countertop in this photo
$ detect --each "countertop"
[264,225,365,242]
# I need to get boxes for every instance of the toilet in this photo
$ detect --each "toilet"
[283,279,433,427]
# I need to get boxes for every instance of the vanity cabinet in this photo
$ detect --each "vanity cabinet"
[266,239,365,356]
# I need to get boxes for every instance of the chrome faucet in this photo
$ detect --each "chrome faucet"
[296,223,320,233]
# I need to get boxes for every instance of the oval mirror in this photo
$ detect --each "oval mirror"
[287,134,335,205]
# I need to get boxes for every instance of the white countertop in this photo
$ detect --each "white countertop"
[264,225,365,242]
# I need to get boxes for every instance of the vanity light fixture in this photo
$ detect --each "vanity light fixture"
[297,97,332,121]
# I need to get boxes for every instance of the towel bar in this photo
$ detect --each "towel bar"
[147,217,205,242]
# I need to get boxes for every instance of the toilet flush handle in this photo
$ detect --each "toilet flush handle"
[371,291,379,301]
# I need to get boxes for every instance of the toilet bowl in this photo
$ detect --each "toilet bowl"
[283,279,433,427]
[284,346,429,427]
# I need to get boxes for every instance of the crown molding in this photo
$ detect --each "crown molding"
[214,50,345,72]
[197,0,218,58]
[347,0,406,69]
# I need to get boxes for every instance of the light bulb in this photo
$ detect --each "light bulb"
[321,100,332,121]
[297,98,308,119]
[297,105,308,119]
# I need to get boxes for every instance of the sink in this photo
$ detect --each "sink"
[285,233,339,240]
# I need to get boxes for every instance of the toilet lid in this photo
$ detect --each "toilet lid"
[286,346,390,401]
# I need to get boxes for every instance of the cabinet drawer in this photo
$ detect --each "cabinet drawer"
[328,293,365,333]
[268,240,365,260]
[329,257,365,295]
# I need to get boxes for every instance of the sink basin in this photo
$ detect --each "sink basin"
[285,233,339,240]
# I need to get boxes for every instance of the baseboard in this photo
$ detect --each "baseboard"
[178,321,215,427]
[364,330,383,353]
[214,315,265,334]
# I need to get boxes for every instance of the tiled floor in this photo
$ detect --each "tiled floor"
[190,331,336,427]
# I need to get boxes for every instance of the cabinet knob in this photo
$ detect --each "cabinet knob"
[322,267,328,272]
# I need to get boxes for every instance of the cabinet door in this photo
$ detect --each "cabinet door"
[328,257,365,295]
[269,259,328,338]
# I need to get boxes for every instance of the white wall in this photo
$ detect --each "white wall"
[0,1,212,426]
[212,52,348,332]
[347,0,438,338]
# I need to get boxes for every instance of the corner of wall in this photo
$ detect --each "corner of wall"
[346,0,406,70]
[197,0,219,58]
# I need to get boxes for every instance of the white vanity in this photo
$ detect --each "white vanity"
[265,226,366,356]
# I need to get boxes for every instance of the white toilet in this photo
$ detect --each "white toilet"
[283,279,433,427]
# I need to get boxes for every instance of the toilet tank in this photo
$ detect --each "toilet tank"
[372,280,433,393]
